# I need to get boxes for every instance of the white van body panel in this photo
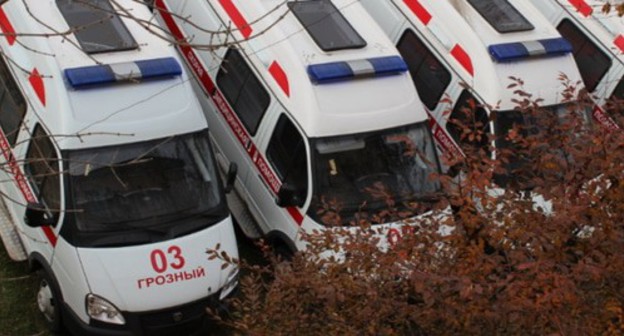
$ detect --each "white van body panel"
[0,1,239,334]
[51,238,92,323]
[361,0,585,112]
[530,0,624,108]
[155,0,449,251]
[78,219,238,312]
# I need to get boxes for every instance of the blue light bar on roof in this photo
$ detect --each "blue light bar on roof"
[65,57,182,89]
[307,55,408,84]
[488,37,573,62]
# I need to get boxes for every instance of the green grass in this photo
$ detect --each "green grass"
[0,246,52,336]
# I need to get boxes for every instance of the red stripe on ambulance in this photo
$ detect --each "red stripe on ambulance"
[269,61,290,97]
[404,0,431,25]
[157,2,304,225]
[450,44,474,77]
[0,8,16,45]
[219,0,253,39]
[568,0,593,17]
[29,68,46,106]
[427,114,464,163]
[592,105,620,131]
[614,35,624,53]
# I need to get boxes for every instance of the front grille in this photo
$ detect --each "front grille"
[137,296,214,336]
[89,292,231,335]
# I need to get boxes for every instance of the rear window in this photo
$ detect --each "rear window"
[288,0,366,51]
[57,0,138,54]
[467,0,534,33]
[557,19,611,92]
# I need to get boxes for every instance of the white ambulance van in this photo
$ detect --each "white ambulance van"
[0,1,239,335]
[154,0,446,251]
[530,0,624,124]
[360,0,616,180]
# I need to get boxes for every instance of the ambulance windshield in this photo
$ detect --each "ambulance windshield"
[309,122,442,227]
[67,130,226,247]
[493,103,591,188]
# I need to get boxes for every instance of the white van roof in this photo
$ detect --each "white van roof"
[2,0,207,150]
[208,0,429,138]
[391,0,585,110]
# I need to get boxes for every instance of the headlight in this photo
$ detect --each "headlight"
[219,266,239,300]
[85,294,126,325]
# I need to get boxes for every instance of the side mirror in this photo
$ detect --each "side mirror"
[25,203,55,228]
[275,183,305,208]
[224,163,238,194]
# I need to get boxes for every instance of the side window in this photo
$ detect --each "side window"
[0,57,26,146]
[557,19,611,92]
[267,115,308,200]
[397,29,451,110]
[216,48,270,135]
[611,76,624,101]
[446,90,491,152]
[25,125,61,222]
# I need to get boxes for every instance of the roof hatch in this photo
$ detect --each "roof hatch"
[288,0,366,52]
[57,0,138,54]
[467,0,534,33]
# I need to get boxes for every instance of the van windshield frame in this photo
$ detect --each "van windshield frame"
[62,130,228,247]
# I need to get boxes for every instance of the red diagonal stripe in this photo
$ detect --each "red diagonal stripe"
[0,8,16,45]
[29,69,46,106]
[269,61,290,97]
[404,0,432,25]
[614,35,624,53]
[219,0,253,39]
[450,44,473,77]
[568,0,593,17]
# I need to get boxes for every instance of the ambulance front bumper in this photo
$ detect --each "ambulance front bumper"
[63,290,232,336]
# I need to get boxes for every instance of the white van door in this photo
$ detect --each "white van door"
[244,111,309,248]
[0,58,56,261]
[19,122,63,262]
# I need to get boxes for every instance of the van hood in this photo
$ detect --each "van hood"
[298,207,454,253]
[76,218,238,312]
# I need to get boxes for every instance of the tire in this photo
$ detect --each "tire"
[272,240,294,261]
[36,270,63,333]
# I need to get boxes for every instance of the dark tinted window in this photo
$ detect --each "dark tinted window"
[0,57,26,147]
[57,0,138,54]
[25,125,61,223]
[610,75,624,101]
[217,48,270,135]
[446,90,491,152]
[557,19,611,92]
[288,0,366,51]
[468,0,534,33]
[267,115,308,197]
[397,29,451,110]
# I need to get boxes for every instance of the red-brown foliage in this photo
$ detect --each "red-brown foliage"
[208,84,624,336]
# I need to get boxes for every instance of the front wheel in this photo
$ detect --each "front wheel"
[37,270,63,332]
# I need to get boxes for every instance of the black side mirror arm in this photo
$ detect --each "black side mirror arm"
[224,162,238,194]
